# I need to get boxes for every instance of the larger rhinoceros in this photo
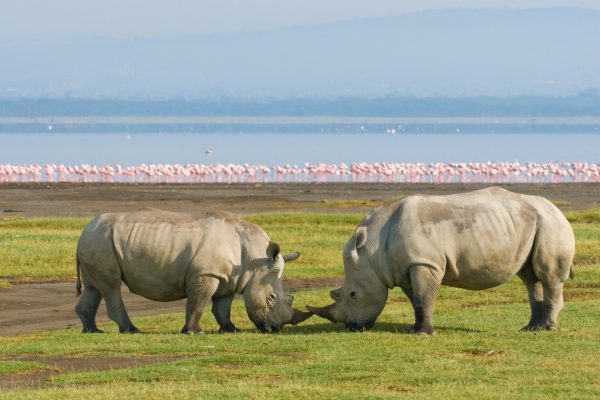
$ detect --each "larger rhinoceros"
[75,209,312,334]
[308,187,575,334]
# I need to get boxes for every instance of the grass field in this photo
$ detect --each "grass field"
[0,213,364,282]
[1,209,598,282]
[1,209,599,398]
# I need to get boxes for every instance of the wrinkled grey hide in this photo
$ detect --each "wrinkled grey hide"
[308,187,575,334]
[75,209,312,334]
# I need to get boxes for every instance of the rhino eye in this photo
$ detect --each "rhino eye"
[350,291,356,297]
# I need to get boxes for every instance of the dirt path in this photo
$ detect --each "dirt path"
[0,355,187,390]
[0,277,341,337]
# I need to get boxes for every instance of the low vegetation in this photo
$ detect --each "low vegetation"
[1,265,600,398]
[0,209,599,398]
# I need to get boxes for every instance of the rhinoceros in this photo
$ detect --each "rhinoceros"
[75,209,312,334]
[308,187,575,334]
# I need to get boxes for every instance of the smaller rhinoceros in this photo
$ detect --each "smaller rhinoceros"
[308,187,575,334]
[75,209,312,334]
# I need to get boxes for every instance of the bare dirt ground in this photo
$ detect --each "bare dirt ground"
[0,355,187,390]
[0,182,598,336]
[1,182,598,217]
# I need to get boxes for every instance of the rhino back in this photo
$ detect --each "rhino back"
[110,210,243,301]
[379,189,541,289]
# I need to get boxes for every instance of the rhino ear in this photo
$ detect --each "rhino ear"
[266,241,281,260]
[267,241,285,278]
[354,226,368,250]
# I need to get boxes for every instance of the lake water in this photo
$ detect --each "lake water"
[1,132,598,166]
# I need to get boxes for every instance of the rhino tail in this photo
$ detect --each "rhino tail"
[569,263,574,280]
[76,253,82,297]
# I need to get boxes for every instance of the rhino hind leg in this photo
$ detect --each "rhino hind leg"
[538,281,564,331]
[518,267,545,331]
[75,284,104,333]
[406,265,442,335]
[212,293,237,333]
[103,288,140,333]
[181,276,220,335]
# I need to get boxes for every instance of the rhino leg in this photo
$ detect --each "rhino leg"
[181,276,220,335]
[75,283,104,333]
[538,281,564,331]
[518,267,545,331]
[104,288,140,333]
[407,265,442,335]
[212,293,237,333]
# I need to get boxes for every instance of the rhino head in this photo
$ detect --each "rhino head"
[307,226,388,331]
[243,241,313,333]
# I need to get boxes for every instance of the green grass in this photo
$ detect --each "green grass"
[0,217,89,280]
[0,360,49,375]
[1,265,600,398]
[246,213,360,278]
[1,209,599,398]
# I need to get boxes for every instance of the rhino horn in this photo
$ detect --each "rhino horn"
[306,303,338,323]
[287,308,313,325]
[283,252,301,262]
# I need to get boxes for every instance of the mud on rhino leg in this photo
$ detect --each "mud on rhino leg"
[212,293,237,333]
[103,288,140,333]
[407,265,442,335]
[75,284,104,333]
[518,267,545,331]
[181,276,220,335]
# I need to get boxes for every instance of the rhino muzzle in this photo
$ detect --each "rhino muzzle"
[254,320,282,333]
[253,308,312,333]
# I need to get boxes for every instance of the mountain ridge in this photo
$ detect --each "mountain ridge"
[1,7,599,98]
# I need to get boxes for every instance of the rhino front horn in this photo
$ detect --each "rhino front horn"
[306,304,338,323]
[288,308,313,325]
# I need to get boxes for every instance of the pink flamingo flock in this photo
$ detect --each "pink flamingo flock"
[1,162,599,184]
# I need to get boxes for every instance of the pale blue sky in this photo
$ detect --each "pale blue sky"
[2,0,599,39]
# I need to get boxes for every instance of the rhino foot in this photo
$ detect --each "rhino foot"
[181,328,205,335]
[218,325,237,334]
[407,325,435,335]
[82,328,104,334]
[520,323,558,332]
[120,326,141,334]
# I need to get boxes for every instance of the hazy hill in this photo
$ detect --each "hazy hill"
[1,7,599,98]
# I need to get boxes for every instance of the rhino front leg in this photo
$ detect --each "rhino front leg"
[212,293,237,333]
[181,276,220,335]
[407,265,442,335]
[104,288,140,333]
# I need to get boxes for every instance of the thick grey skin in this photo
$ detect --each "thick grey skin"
[75,209,311,334]
[308,187,575,334]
